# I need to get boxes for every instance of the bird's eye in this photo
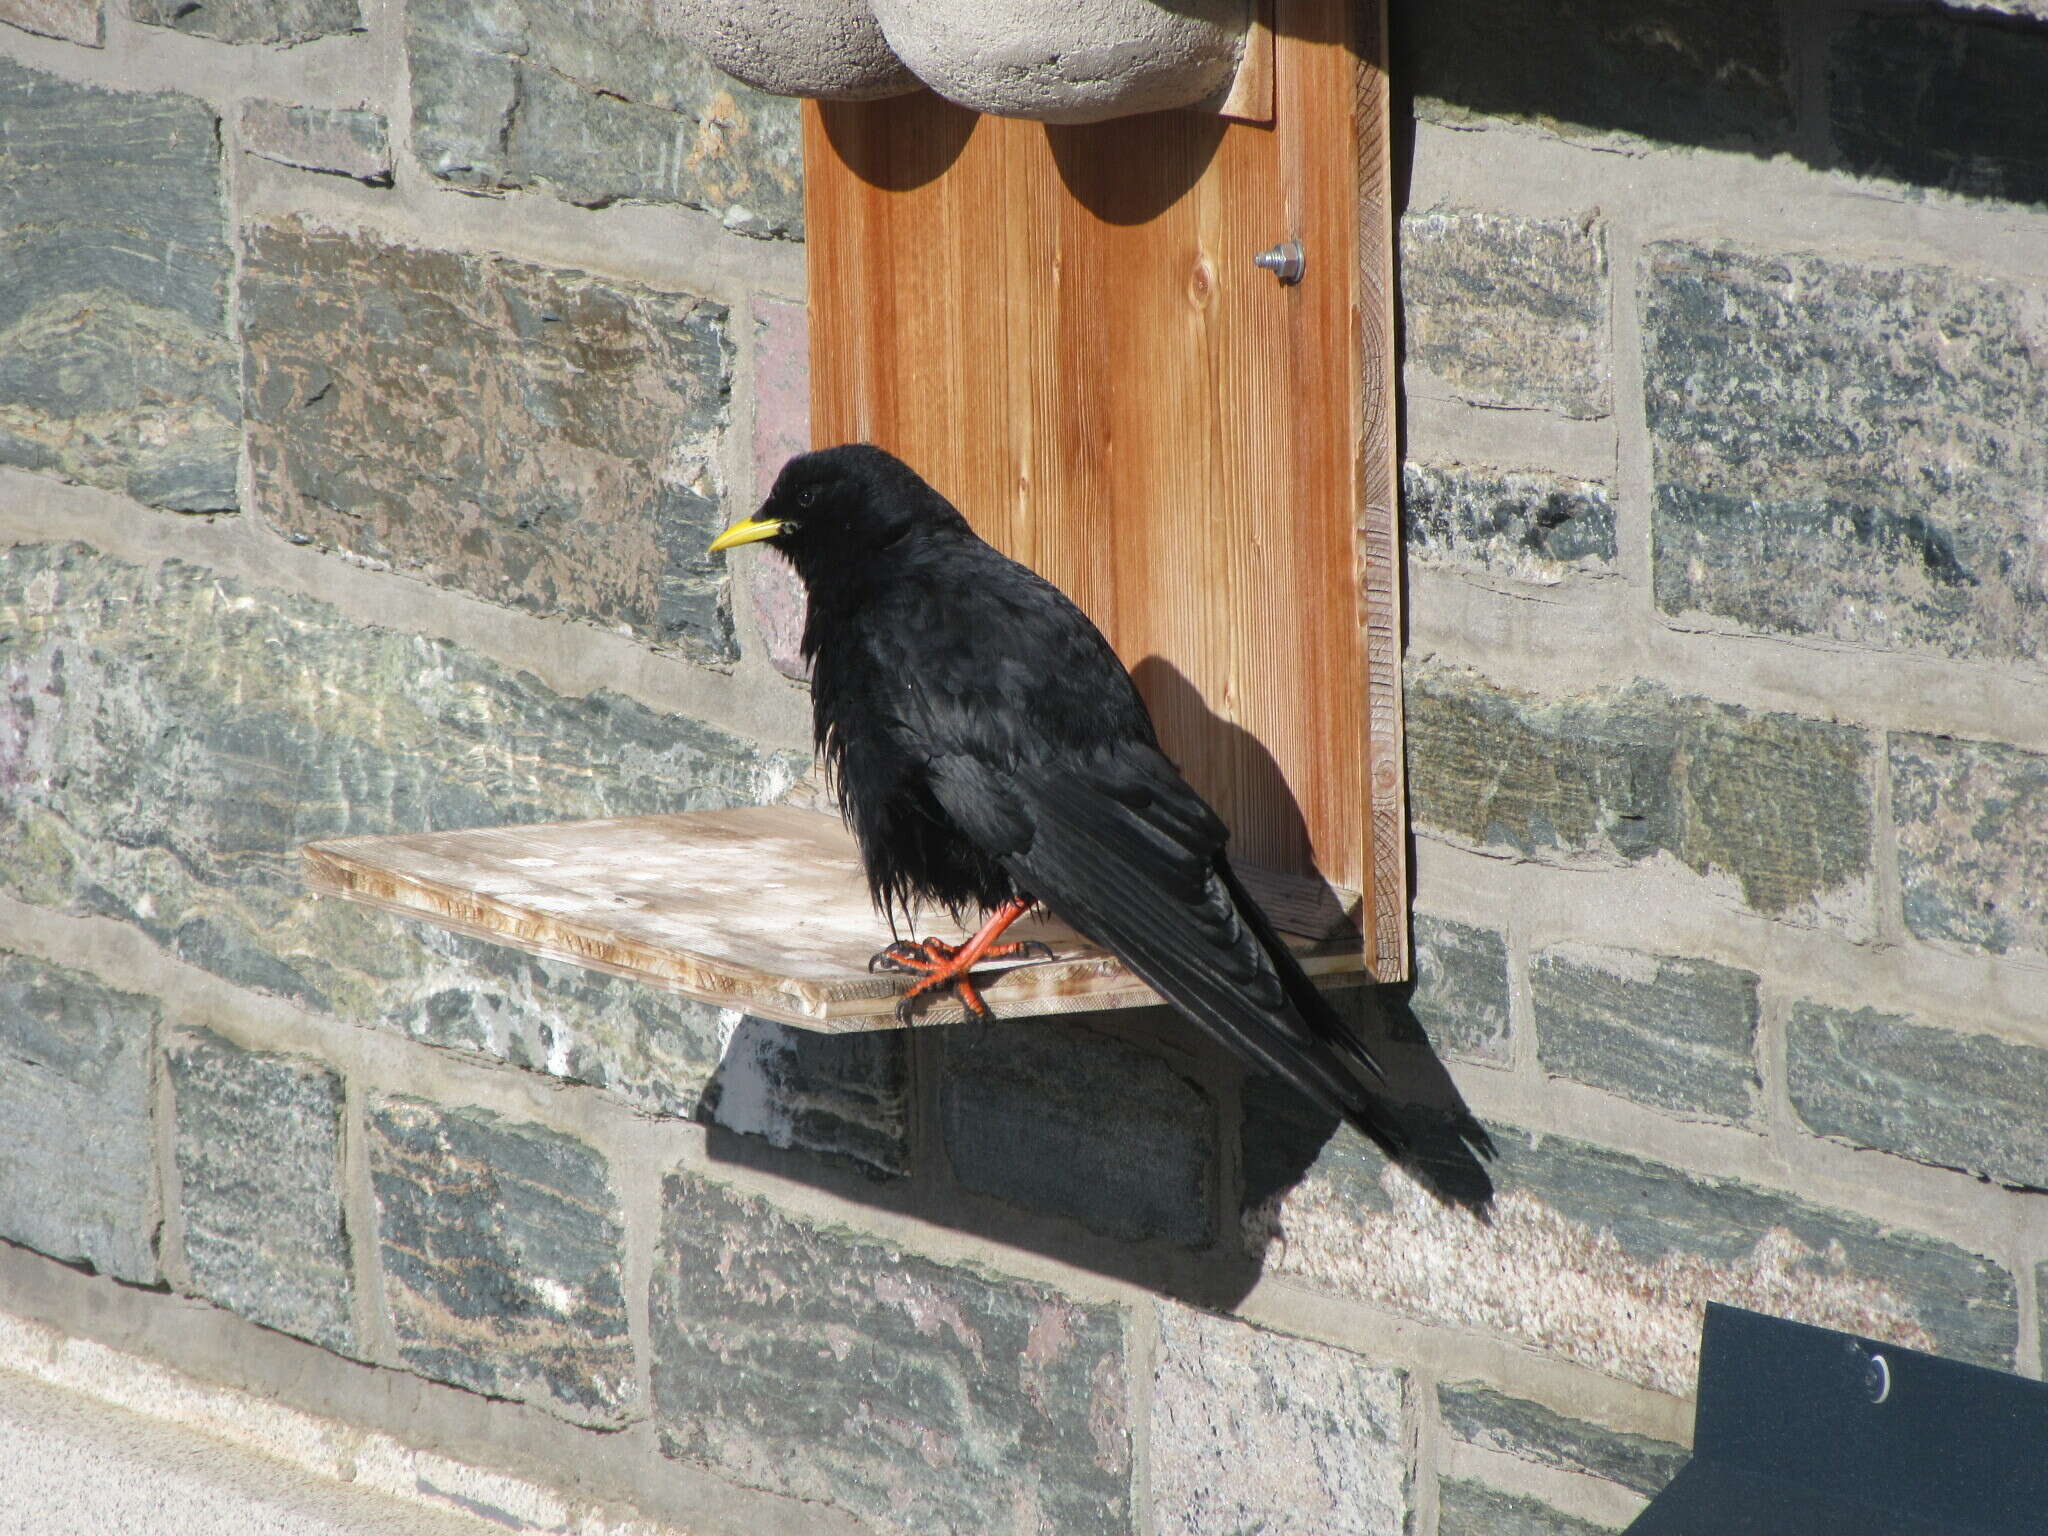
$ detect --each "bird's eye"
[796,484,822,510]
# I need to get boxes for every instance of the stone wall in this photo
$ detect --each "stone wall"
[0,1,2044,1533]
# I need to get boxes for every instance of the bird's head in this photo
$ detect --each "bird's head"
[706,444,967,586]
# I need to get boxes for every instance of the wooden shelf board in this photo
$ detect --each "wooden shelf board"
[302,804,1369,1033]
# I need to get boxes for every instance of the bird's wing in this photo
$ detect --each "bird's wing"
[927,743,1402,1150]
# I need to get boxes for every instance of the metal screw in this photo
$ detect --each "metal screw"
[1254,239,1305,285]
[1863,1352,1891,1404]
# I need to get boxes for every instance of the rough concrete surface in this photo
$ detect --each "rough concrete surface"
[0,1362,502,1534]
[661,0,916,100]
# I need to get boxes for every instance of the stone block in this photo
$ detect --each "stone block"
[1438,1382,1686,1498]
[1831,12,2048,208]
[1892,733,2048,962]
[130,0,357,41]
[169,1028,353,1352]
[699,1011,911,1177]
[1150,1302,1407,1535]
[939,1014,1217,1246]
[0,0,100,43]
[1789,1002,2048,1189]
[1404,660,1874,932]
[747,298,811,679]
[1643,242,2048,665]
[1440,1478,1617,1536]
[0,951,156,1282]
[1401,210,1610,418]
[408,0,802,236]
[0,59,236,510]
[1532,944,1760,1124]
[368,1098,634,1424]
[239,101,391,183]
[1404,912,1511,1064]
[1395,0,1792,150]
[650,1171,1132,1535]
[241,220,739,662]
[0,543,805,1020]
[1404,462,1615,584]
[1242,1079,2017,1396]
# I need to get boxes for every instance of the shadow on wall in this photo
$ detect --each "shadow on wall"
[698,663,1492,1313]
[1383,0,2048,211]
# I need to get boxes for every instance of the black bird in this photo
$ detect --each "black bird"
[708,443,1405,1154]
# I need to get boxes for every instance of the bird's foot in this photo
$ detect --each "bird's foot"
[867,934,1056,1024]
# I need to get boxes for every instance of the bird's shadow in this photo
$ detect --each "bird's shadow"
[701,666,1493,1311]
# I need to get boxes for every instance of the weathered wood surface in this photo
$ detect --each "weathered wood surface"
[303,805,1368,1032]
[803,0,1407,979]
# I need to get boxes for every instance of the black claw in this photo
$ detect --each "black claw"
[1016,940,1056,963]
[893,994,920,1025]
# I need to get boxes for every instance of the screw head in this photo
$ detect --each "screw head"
[1863,1352,1892,1404]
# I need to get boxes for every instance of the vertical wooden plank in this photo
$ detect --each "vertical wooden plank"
[803,0,1409,980]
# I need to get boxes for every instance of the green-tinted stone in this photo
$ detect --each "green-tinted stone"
[1405,661,1874,930]
[130,0,357,41]
[0,542,805,1018]
[1405,462,1615,583]
[1532,944,1761,1123]
[1243,1078,2016,1395]
[242,220,738,662]
[1401,210,1610,418]
[1891,733,2048,961]
[1438,1382,1686,1498]
[0,951,157,1282]
[408,0,801,236]
[1644,243,2048,665]
[1403,913,1511,1064]
[1789,1002,2048,1188]
[170,1029,353,1352]
[368,1098,633,1424]
[650,1172,1132,1535]
[0,59,235,510]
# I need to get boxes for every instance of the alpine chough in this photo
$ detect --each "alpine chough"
[709,443,1404,1153]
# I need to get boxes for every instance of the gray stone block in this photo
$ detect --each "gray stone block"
[0,542,805,1021]
[1440,1478,1617,1536]
[1404,462,1615,584]
[1892,733,2048,962]
[1242,1078,2016,1395]
[1789,1002,2048,1189]
[1831,12,2048,208]
[408,0,801,236]
[0,59,236,510]
[239,102,391,183]
[169,1029,353,1353]
[131,0,358,41]
[368,1098,634,1424]
[1405,912,1511,1064]
[698,1013,910,1177]
[1438,1382,1686,1498]
[241,220,739,663]
[1644,243,2048,665]
[1396,0,1791,150]
[650,1172,1133,1535]
[1405,660,1874,932]
[0,952,157,1282]
[0,0,100,44]
[939,1014,1217,1246]
[1401,210,1610,418]
[1532,944,1760,1124]
[1150,1302,1407,1535]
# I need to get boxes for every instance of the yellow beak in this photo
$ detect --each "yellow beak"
[706,514,786,555]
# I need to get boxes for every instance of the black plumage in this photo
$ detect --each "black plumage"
[710,443,1405,1154]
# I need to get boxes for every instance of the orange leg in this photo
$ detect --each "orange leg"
[869,898,1052,1023]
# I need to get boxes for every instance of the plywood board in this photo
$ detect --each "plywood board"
[304,806,1368,1033]
[804,0,1408,978]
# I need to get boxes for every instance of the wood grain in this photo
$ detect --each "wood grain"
[804,0,1408,978]
[303,806,1366,1033]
